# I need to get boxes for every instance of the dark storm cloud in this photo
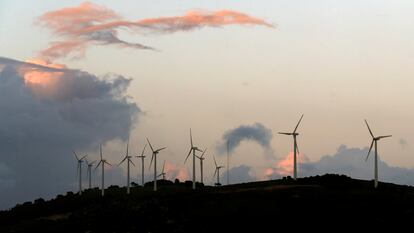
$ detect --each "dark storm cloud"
[217,123,274,158]
[0,58,140,209]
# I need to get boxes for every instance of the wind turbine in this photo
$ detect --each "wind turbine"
[136,143,147,186]
[227,140,230,185]
[157,160,166,180]
[118,141,135,194]
[95,144,112,196]
[196,148,207,184]
[213,155,224,186]
[278,114,304,180]
[73,151,87,195]
[184,128,203,190]
[364,119,392,188]
[85,158,96,189]
[147,138,166,191]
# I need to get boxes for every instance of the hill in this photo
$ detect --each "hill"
[1,174,414,232]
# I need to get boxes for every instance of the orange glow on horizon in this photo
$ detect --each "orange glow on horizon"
[22,58,65,86]
[265,152,310,177]
[165,161,190,181]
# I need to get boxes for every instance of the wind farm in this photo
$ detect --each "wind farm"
[2,0,414,231]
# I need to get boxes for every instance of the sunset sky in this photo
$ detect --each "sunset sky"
[1,0,414,209]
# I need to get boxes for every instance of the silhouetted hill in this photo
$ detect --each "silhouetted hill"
[1,174,413,232]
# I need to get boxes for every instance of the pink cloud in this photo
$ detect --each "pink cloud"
[36,2,274,60]
[164,161,190,181]
[264,152,310,178]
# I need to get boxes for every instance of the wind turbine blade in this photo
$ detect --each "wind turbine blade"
[365,120,374,138]
[293,114,304,133]
[146,138,155,152]
[118,156,127,166]
[278,132,292,135]
[378,135,392,139]
[190,128,193,148]
[157,147,167,152]
[105,161,112,166]
[141,143,147,156]
[200,148,207,158]
[365,140,374,161]
[126,140,129,157]
[213,155,218,168]
[99,146,102,160]
[80,155,87,161]
[85,158,89,165]
[149,154,154,169]
[184,148,192,164]
[130,159,136,167]
[213,168,218,178]
[162,160,165,173]
[73,151,80,161]
[95,160,102,170]
[196,148,203,152]
[295,140,300,155]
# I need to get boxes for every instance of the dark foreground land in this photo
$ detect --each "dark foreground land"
[1,174,414,232]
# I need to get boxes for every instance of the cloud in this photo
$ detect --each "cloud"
[217,123,274,158]
[264,145,414,186]
[0,57,140,209]
[264,151,311,179]
[36,2,274,59]
[0,56,69,73]
[164,161,190,182]
[222,165,255,185]
[134,9,274,33]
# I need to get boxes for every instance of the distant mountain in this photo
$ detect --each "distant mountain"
[1,174,413,232]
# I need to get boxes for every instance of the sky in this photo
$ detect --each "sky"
[1,0,414,209]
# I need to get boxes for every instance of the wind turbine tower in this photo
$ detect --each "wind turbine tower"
[213,155,224,186]
[147,138,166,191]
[119,141,135,194]
[95,145,112,196]
[185,129,203,190]
[196,148,207,184]
[157,160,167,180]
[364,120,392,188]
[278,114,304,180]
[85,158,95,189]
[74,151,86,195]
[227,140,230,185]
[184,128,203,189]
[136,144,147,186]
